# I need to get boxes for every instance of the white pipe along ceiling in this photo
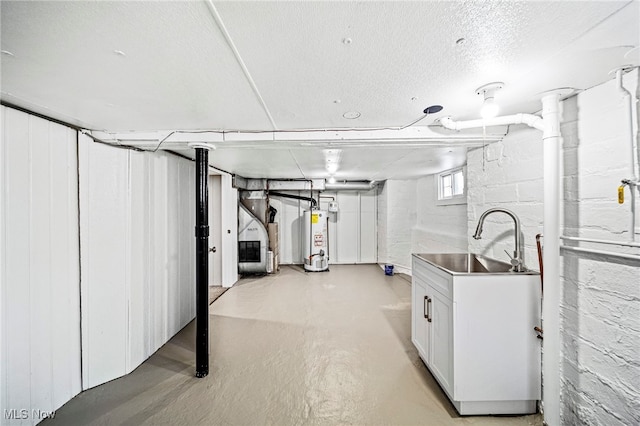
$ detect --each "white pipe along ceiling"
[1,1,638,181]
[1,2,640,426]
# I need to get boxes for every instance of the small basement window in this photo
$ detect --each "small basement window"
[436,167,466,205]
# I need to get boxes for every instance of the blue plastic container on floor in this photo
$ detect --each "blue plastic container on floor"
[384,264,394,276]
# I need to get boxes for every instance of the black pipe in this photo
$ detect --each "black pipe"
[268,191,317,208]
[194,148,209,378]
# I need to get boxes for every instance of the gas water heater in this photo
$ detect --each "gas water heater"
[303,209,329,272]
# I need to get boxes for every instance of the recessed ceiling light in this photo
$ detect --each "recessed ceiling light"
[1,50,15,57]
[342,38,352,45]
[343,111,361,119]
[113,50,126,56]
[456,38,466,46]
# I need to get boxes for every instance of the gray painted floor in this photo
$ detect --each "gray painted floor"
[44,265,543,425]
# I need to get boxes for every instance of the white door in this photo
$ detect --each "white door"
[209,175,223,286]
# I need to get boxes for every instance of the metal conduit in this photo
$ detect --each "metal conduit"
[560,245,640,262]
[560,235,640,248]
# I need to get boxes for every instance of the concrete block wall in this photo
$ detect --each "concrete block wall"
[413,175,467,254]
[465,70,639,425]
[377,176,467,274]
[558,71,639,426]
[377,180,417,274]
[466,128,545,270]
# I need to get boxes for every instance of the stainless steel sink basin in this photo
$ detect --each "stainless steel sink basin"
[413,253,538,275]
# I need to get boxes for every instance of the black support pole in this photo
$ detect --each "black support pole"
[195,147,209,378]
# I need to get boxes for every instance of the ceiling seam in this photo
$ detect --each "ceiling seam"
[542,1,638,69]
[288,150,307,179]
[204,0,278,130]
[369,149,424,181]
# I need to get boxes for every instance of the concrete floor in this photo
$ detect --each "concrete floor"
[44,265,543,425]
[209,286,228,305]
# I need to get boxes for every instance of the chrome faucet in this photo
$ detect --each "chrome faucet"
[473,208,524,272]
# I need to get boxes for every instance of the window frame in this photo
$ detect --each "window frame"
[436,166,467,206]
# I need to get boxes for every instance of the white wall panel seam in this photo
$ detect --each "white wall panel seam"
[125,151,132,373]
[79,134,91,389]
[75,131,84,391]
[68,127,82,401]
[27,115,34,419]
[358,192,362,263]
[0,107,5,418]
[47,118,55,415]
[146,155,152,355]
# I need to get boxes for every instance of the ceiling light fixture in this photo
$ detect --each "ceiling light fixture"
[476,82,503,119]
[326,163,338,174]
[324,149,342,175]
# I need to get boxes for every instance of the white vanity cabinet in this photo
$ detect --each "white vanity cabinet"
[411,254,541,415]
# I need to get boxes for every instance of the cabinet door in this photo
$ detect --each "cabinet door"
[429,289,453,395]
[412,278,429,360]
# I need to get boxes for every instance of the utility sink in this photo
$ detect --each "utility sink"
[411,252,541,415]
[413,253,538,275]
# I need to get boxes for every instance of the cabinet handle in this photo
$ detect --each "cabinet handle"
[427,297,432,323]
[424,295,428,319]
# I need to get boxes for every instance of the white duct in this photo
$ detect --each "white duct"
[440,113,544,132]
[324,181,378,191]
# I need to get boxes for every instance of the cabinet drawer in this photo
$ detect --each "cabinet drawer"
[412,256,452,299]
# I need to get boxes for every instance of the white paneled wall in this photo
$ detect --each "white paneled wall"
[323,190,377,263]
[1,107,81,425]
[270,190,377,265]
[79,134,196,389]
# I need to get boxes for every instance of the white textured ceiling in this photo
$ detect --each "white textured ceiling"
[1,1,639,180]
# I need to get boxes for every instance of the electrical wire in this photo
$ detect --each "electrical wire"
[85,109,439,153]
[80,129,146,152]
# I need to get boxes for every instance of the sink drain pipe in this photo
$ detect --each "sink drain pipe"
[441,89,566,426]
